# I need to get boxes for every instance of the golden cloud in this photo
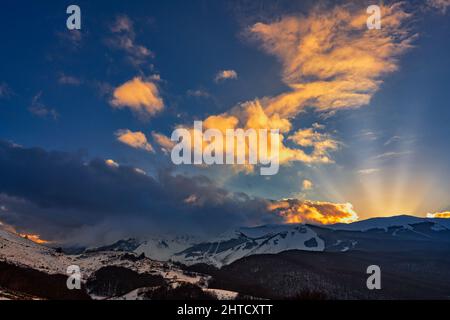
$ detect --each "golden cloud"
[0,220,50,244]
[115,129,154,152]
[250,3,414,118]
[152,131,176,154]
[161,4,413,173]
[269,199,359,225]
[215,69,238,82]
[302,179,313,190]
[19,233,50,244]
[427,211,450,218]
[105,159,119,168]
[111,77,164,119]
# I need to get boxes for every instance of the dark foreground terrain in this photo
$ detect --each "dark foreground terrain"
[197,249,450,299]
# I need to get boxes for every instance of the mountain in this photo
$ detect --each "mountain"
[330,215,450,231]
[207,249,450,299]
[0,225,218,300]
[84,235,199,262]
[73,215,450,268]
[171,216,450,267]
[2,215,450,300]
[134,235,199,262]
[86,238,142,253]
[172,224,324,268]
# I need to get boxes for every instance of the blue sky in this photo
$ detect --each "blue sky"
[0,0,450,244]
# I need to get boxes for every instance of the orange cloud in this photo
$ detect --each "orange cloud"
[161,4,413,174]
[111,77,164,119]
[250,3,413,118]
[288,127,338,162]
[105,159,119,168]
[302,179,313,190]
[0,220,50,244]
[115,129,154,152]
[152,131,176,154]
[19,233,50,244]
[215,69,238,82]
[427,211,450,218]
[269,199,359,225]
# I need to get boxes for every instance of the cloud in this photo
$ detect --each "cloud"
[427,211,450,218]
[0,83,13,99]
[250,3,414,118]
[110,77,164,119]
[384,135,402,146]
[107,15,153,67]
[358,168,380,175]
[111,15,134,33]
[0,140,279,245]
[134,168,147,175]
[28,92,59,120]
[166,4,413,173]
[203,104,337,167]
[58,74,81,86]
[56,30,83,49]
[427,0,450,13]
[168,100,339,173]
[215,70,238,82]
[115,129,154,153]
[302,179,313,191]
[91,81,114,98]
[105,159,120,168]
[0,141,362,245]
[152,132,175,154]
[187,89,210,98]
[287,126,339,163]
[373,151,411,160]
[268,199,359,225]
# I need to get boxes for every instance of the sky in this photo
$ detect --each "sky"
[0,0,450,245]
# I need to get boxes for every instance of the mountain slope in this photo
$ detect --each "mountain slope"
[172,217,450,267]
[330,215,450,231]
[0,226,210,300]
[134,235,199,261]
[172,224,324,268]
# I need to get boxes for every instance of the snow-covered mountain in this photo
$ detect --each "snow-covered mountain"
[0,225,184,280]
[170,216,450,267]
[172,224,324,268]
[83,225,328,268]
[329,215,450,231]
[85,235,199,262]
[72,215,450,268]
[2,215,450,300]
[134,235,199,261]
[3,214,450,272]
[0,225,212,300]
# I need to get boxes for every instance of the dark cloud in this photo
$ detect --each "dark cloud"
[0,141,279,246]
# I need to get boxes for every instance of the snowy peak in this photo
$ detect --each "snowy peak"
[172,224,324,268]
[330,215,450,232]
[134,235,200,262]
